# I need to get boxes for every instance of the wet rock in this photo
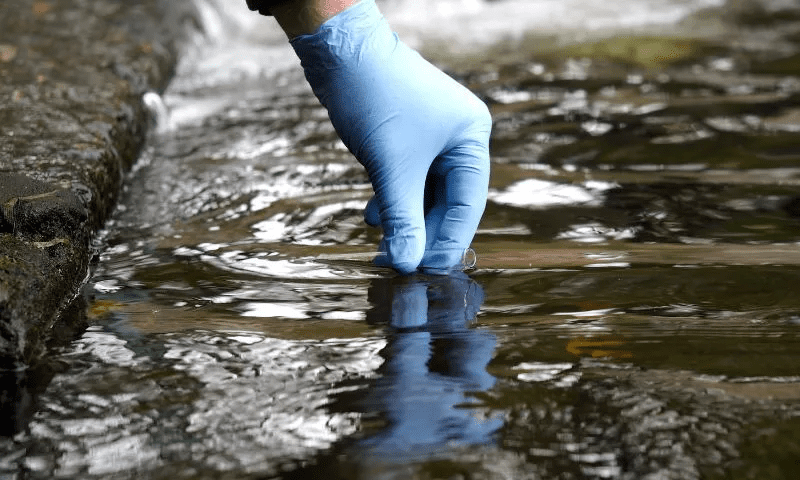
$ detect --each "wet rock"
[0,0,193,366]
[0,174,88,242]
[0,234,87,368]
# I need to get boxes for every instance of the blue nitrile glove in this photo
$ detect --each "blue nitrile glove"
[290,0,491,275]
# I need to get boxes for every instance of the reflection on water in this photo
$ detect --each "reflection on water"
[13,328,384,478]
[358,274,501,458]
[3,0,800,478]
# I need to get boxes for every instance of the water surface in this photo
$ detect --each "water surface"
[3,0,800,478]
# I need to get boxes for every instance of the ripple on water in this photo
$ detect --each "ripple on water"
[9,0,800,478]
[20,330,385,478]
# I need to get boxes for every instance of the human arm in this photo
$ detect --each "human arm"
[257,0,360,39]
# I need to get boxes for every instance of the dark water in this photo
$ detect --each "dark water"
[3,0,800,478]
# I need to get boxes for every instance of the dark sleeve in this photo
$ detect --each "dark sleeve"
[245,0,289,16]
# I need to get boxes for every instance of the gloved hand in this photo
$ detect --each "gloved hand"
[290,0,491,275]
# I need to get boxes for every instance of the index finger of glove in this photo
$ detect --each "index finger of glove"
[420,135,491,274]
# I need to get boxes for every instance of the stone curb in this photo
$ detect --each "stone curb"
[0,0,193,367]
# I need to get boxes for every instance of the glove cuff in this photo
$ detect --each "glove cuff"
[289,0,387,75]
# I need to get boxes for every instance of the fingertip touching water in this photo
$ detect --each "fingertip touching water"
[282,0,491,274]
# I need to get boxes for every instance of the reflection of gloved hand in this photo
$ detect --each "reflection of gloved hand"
[387,272,484,331]
[290,0,491,275]
[360,273,500,457]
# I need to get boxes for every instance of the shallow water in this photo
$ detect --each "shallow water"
[3,0,800,478]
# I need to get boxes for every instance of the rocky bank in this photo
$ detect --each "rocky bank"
[0,0,191,368]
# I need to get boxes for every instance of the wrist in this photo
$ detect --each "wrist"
[271,0,362,39]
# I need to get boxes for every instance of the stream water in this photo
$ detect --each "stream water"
[3,0,800,478]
